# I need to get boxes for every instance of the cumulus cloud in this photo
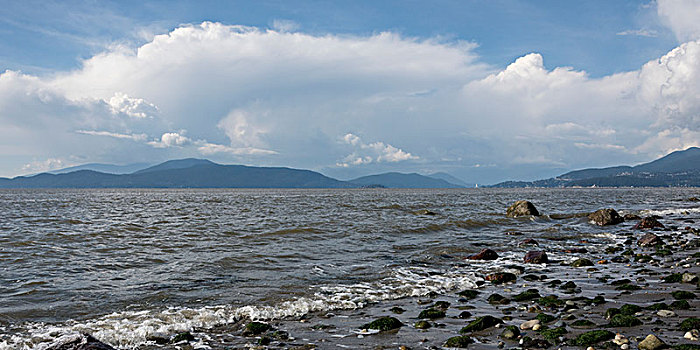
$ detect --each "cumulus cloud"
[107,92,158,118]
[337,133,418,167]
[148,132,191,148]
[657,0,700,42]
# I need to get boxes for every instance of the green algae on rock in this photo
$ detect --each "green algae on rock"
[460,315,502,333]
[244,322,272,336]
[672,291,696,300]
[444,335,474,348]
[609,314,643,327]
[418,308,445,319]
[680,317,700,332]
[535,313,557,324]
[414,320,432,329]
[570,330,615,346]
[540,326,568,343]
[513,289,541,302]
[361,316,403,331]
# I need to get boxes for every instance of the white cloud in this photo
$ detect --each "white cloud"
[21,158,66,173]
[107,92,158,118]
[616,29,658,37]
[77,130,147,141]
[271,19,300,32]
[148,132,191,148]
[657,0,700,42]
[337,133,418,167]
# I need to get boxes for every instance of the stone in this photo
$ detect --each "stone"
[414,320,431,329]
[624,214,642,221]
[460,315,503,333]
[609,315,642,327]
[656,310,676,317]
[673,291,696,300]
[572,258,594,267]
[680,318,700,331]
[634,217,665,229]
[171,332,195,343]
[571,330,615,347]
[487,293,510,305]
[520,319,540,330]
[519,238,539,246]
[524,251,548,264]
[245,322,272,336]
[513,289,540,302]
[467,248,499,260]
[532,324,541,331]
[638,334,665,350]
[444,335,473,348]
[506,200,540,217]
[613,333,629,345]
[418,308,445,319]
[638,233,664,247]
[485,272,517,284]
[457,290,480,299]
[361,316,403,331]
[540,326,567,343]
[683,273,699,283]
[45,334,115,350]
[500,325,520,340]
[684,330,699,341]
[588,208,623,226]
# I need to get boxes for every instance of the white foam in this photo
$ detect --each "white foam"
[1,265,480,349]
[641,207,700,216]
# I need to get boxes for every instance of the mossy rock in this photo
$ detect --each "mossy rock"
[537,295,565,308]
[673,345,700,350]
[535,313,557,324]
[361,316,403,331]
[460,315,502,333]
[457,290,480,300]
[444,335,473,348]
[418,308,445,319]
[245,322,272,336]
[171,332,195,343]
[390,306,405,314]
[615,283,642,291]
[670,300,691,310]
[655,249,673,257]
[414,320,432,329]
[571,319,596,328]
[672,291,696,300]
[620,304,642,315]
[258,336,271,345]
[572,258,594,267]
[679,317,700,331]
[539,326,567,343]
[560,281,577,290]
[605,308,620,319]
[570,330,615,346]
[500,325,520,340]
[609,314,643,327]
[432,301,451,310]
[513,289,541,302]
[521,336,552,348]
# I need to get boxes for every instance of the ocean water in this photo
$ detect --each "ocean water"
[0,188,698,349]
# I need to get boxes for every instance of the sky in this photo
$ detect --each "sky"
[1,0,699,184]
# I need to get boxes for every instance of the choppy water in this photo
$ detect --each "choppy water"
[1,188,698,348]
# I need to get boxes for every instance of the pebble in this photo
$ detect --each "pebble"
[520,319,540,330]
[638,334,665,350]
[532,324,541,331]
[685,329,699,341]
[656,310,675,317]
[587,347,595,350]
[614,333,629,345]
[621,344,629,350]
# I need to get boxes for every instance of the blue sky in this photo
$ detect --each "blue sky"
[1,0,699,183]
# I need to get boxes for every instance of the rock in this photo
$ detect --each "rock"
[500,325,520,340]
[671,300,691,310]
[414,320,431,329]
[613,333,629,345]
[444,335,473,348]
[621,344,630,350]
[460,315,503,333]
[540,326,567,343]
[609,315,642,327]
[672,291,696,300]
[634,217,665,229]
[638,334,665,350]
[171,332,195,343]
[45,334,115,350]
[624,214,642,221]
[564,248,588,253]
[432,300,450,310]
[458,311,472,319]
[572,320,596,328]
[244,322,272,336]
[390,306,405,314]
[520,319,540,330]
[680,318,700,331]
[683,273,699,283]
[572,258,594,267]
[414,209,437,216]
[638,233,664,247]
[506,200,540,217]
[524,251,548,264]
[656,310,676,317]
[619,304,642,315]
[457,290,480,300]
[535,313,557,324]
[571,330,615,347]
[513,289,540,302]
[487,293,510,305]
[485,272,516,284]
[519,238,539,246]
[684,330,699,341]
[361,316,403,331]
[588,208,623,226]
[467,248,499,260]
[532,323,542,331]
[418,308,445,319]
[520,336,551,348]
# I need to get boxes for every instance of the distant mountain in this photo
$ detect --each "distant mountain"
[0,160,351,188]
[426,172,475,187]
[47,162,152,175]
[492,147,700,188]
[349,172,463,188]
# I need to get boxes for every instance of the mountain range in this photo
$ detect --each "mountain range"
[491,147,700,187]
[0,159,464,189]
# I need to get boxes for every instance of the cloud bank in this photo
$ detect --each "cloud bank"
[1,2,700,182]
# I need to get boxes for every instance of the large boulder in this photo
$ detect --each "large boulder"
[634,217,665,229]
[588,208,623,226]
[45,334,115,350]
[467,248,499,260]
[506,200,540,218]
[523,251,548,264]
[638,233,664,247]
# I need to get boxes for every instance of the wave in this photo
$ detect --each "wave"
[641,207,700,216]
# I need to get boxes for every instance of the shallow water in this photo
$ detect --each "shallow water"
[0,188,698,348]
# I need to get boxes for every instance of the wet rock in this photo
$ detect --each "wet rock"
[524,251,548,264]
[390,306,405,314]
[638,334,665,350]
[171,332,195,343]
[588,208,623,226]
[457,290,480,300]
[683,273,699,283]
[671,300,691,310]
[432,301,451,310]
[506,200,540,218]
[485,272,517,284]
[458,311,472,319]
[500,325,520,340]
[564,247,588,253]
[605,308,621,319]
[519,238,539,246]
[540,326,567,343]
[635,217,665,230]
[460,315,503,333]
[418,308,445,319]
[537,295,564,308]
[572,258,594,267]
[444,335,473,348]
[685,329,699,341]
[672,291,696,300]
[414,209,437,216]
[520,336,551,348]
[487,293,510,305]
[624,214,642,221]
[361,316,403,331]
[662,273,683,283]
[145,334,169,345]
[244,322,272,336]
[619,304,642,315]
[45,334,115,350]
[535,313,557,324]
[414,320,431,329]
[513,289,540,302]
[656,310,676,317]
[680,318,700,331]
[570,330,615,347]
[520,319,540,330]
[609,314,643,327]
[614,333,630,345]
[572,320,596,328]
[638,233,664,247]
[467,248,499,260]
